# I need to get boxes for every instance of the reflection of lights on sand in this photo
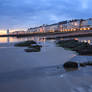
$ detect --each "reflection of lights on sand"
[74,38,78,40]
[60,38,64,40]
[71,54,76,58]
[84,40,87,43]
[88,40,91,44]
[80,40,91,44]
[60,74,64,78]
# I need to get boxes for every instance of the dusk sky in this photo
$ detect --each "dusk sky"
[0,0,92,30]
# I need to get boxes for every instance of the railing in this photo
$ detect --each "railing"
[1,27,92,37]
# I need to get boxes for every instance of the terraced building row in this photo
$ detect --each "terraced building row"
[27,18,92,33]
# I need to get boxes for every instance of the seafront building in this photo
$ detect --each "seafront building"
[44,23,59,32]
[27,18,92,33]
[11,31,26,35]
[10,18,92,35]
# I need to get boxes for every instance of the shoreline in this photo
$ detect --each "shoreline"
[0,38,92,92]
[1,30,92,38]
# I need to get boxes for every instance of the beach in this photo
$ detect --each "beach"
[0,39,92,92]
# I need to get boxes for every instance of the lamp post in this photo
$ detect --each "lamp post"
[7,29,10,46]
[7,29,9,35]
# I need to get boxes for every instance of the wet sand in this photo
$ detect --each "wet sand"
[0,41,92,92]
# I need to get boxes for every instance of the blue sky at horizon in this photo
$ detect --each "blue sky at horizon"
[0,0,91,30]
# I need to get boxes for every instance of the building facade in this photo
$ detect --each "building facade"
[27,18,92,33]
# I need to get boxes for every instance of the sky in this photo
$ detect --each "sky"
[0,0,91,31]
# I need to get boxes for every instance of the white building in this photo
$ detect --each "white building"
[86,18,92,27]
[80,19,92,30]
[27,18,92,33]
[67,20,80,29]
[44,23,59,32]
[59,21,68,32]
[27,27,39,33]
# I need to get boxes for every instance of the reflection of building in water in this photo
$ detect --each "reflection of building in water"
[19,36,45,42]
[84,40,87,43]
[88,40,91,44]
[34,37,40,42]
[74,38,79,41]
[0,37,7,43]
[30,36,46,42]
[7,37,10,44]
[0,37,10,44]
[81,40,91,44]
[39,37,46,42]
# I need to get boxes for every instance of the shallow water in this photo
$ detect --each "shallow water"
[0,36,92,92]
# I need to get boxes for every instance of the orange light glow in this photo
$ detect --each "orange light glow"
[88,28,90,30]
[88,40,91,44]
[74,38,78,40]
[83,28,87,30]
[0,30,7,35]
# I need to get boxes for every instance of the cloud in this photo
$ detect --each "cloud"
[0,0,91,30]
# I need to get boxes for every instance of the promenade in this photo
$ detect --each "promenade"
[1,30,92,38]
